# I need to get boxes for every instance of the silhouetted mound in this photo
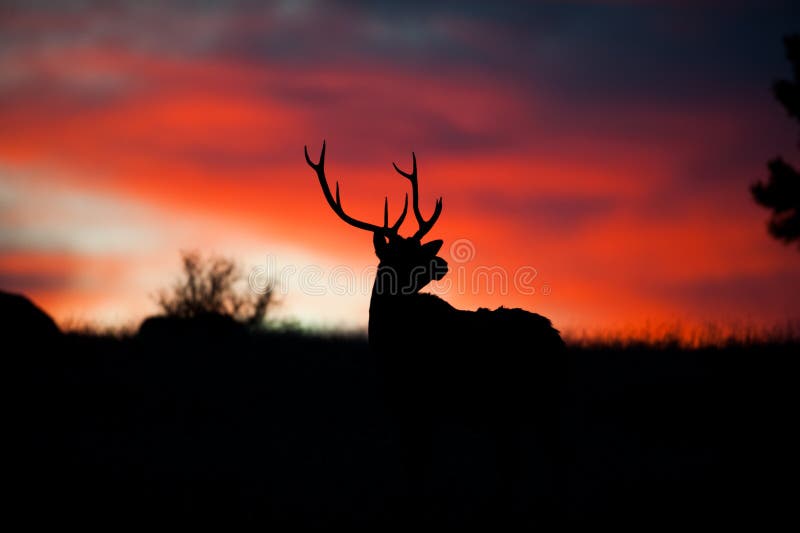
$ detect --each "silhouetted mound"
[475,306,566,351]
[138,312,247,343]
[0,290,61,343]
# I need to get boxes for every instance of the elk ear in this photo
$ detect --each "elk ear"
[421,239,443,256]
[373,232,388,258]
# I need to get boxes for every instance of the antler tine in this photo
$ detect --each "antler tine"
[412,196,442,240]
[392,151,442,240]
[304,139,325,169]
[391,151,416,179]
[305,140,405,234]
[390,193,409,232]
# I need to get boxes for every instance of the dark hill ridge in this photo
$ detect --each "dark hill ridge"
[9,304,796,527]
[0,290,61,342]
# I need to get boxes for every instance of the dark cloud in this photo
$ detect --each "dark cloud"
[464,189,618,232]
[651,270,800,316]
[3,1,796,111]
[238,0,799,107]
[0,271,73,292]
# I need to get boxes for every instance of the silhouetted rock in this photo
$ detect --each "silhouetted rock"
[138,312,248,343]
[0,290,61,345]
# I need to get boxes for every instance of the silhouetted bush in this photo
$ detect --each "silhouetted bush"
[155,251,273,326]
[138,311,248,344]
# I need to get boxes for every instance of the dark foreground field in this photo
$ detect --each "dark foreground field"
[14,329,797,527]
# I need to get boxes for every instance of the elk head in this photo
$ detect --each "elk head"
[304,141,447,296]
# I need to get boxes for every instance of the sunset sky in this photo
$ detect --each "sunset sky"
[1,0,799,335]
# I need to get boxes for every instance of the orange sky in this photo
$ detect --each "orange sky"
[1,1,799,335]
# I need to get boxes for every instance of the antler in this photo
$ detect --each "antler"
[392,152,442,240]
[305,140,408,234]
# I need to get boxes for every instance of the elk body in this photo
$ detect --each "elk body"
[305,141,567,524]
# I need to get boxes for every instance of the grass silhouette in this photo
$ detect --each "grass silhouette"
[15,321,797,527]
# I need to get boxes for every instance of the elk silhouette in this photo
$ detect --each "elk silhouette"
[304,141,567,523]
